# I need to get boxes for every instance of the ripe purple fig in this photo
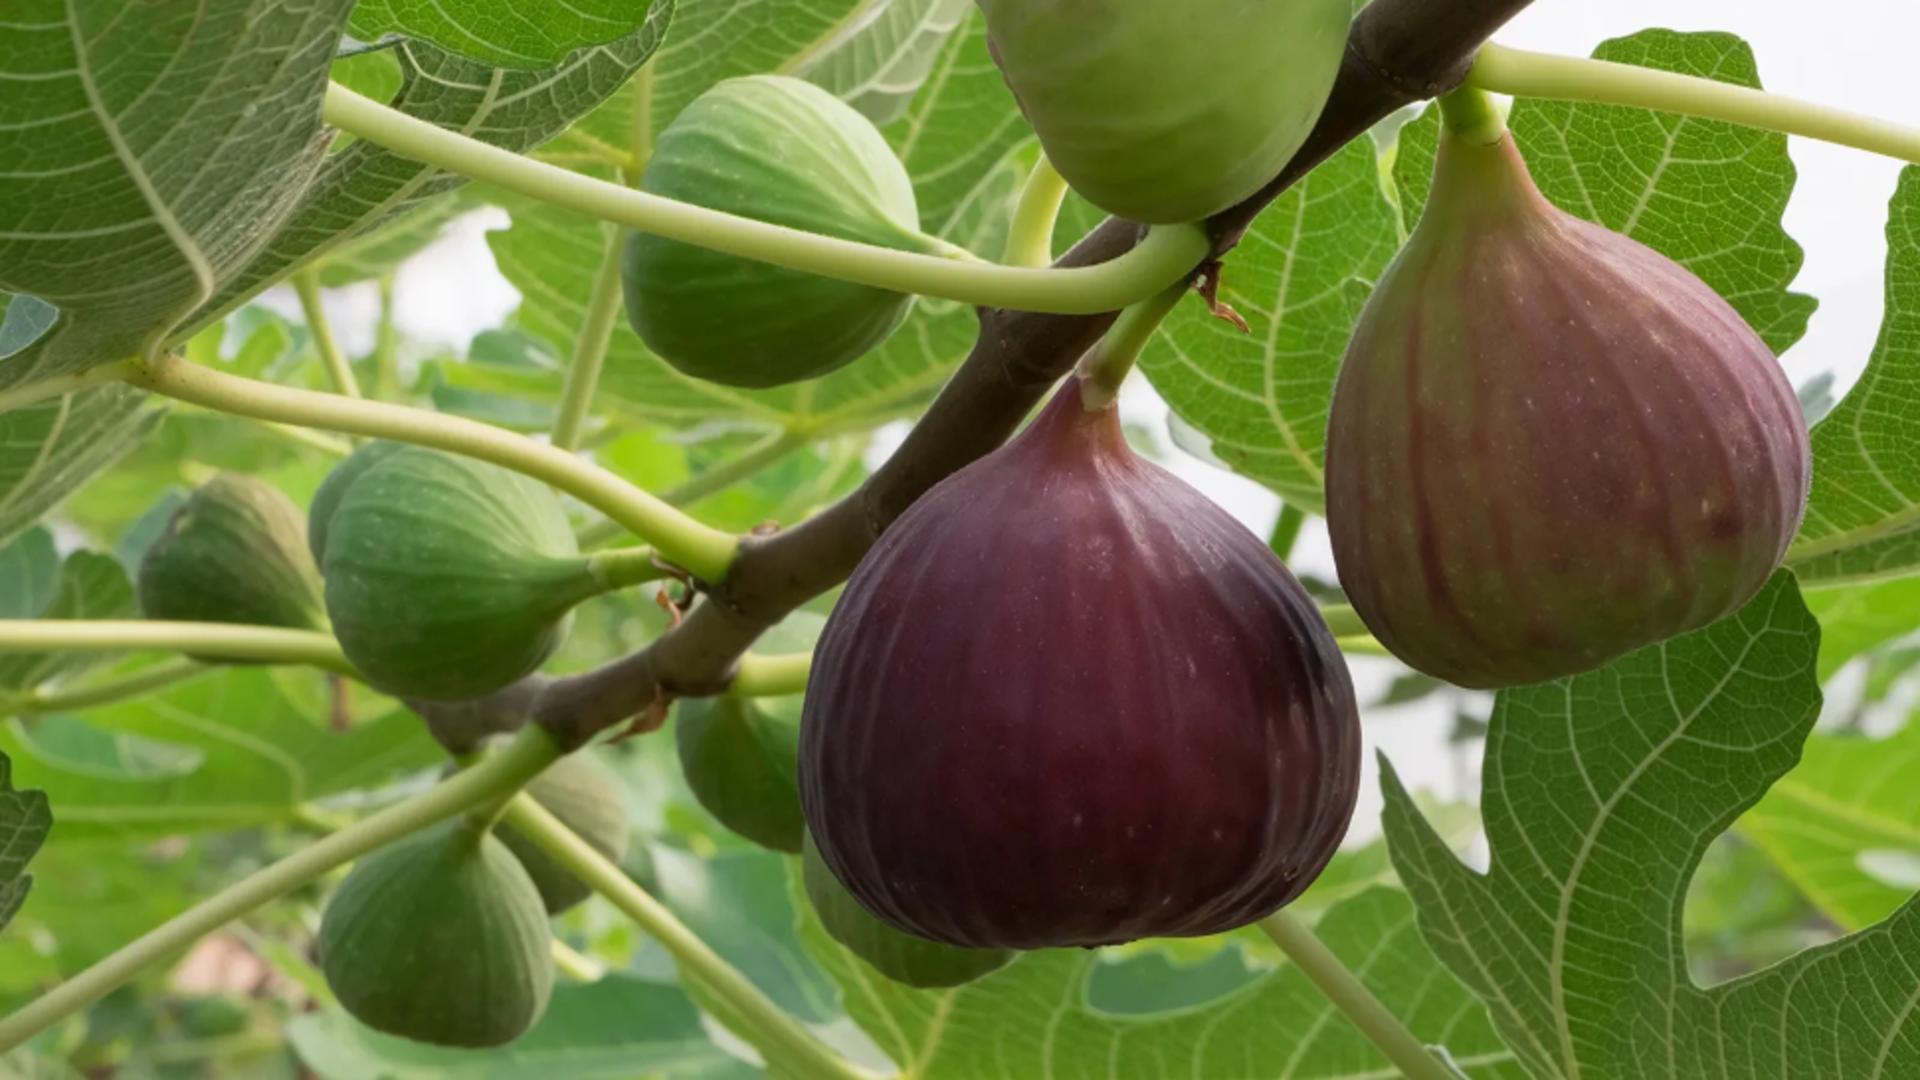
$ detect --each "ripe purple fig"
[1324,128,1812,690]
[801,381,1361,950]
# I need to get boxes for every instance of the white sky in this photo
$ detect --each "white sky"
[293,3,1916,832]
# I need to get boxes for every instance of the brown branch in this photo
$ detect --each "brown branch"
[419,0,1536,752]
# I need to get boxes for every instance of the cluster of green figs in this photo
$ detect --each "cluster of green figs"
[132,0,1812,1046]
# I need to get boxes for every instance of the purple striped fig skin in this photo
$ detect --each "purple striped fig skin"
[1324,132,1811,690]
[801,381,1361,950]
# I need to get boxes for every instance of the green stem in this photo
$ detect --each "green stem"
[1317,603,1369,640]
[551,938,606,983]
[500,797,879,1080]
[731,652,812,697]
[1077,280,1190,410]
[123,353,741,583]
[1336,635,1389,657]
[0,728,563,1053]
[292,271,363,399]
[1435,85,1508,145]
[0,359,138,415]
[551,228,627,452]
[3,658,209,715]
[0,621,354,674]
[577,428,808,549]
[1258,911,1453,1080]
[1005,155,1069,269]
[1469,42,1920,165]
[586,545,666,592]
[374,275,401,401]
[320,84,1209,316]
[1269,504,1307,561]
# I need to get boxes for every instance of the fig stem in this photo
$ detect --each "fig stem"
[1005,155,1070,269]
[587,545,668,593]
[0,620,355,674]
[319,83,1211,316]
[731,651,813,697]
[0,657,210,715]
[501,796,883,1080]
[1469,42,1920,166]
[291,269,363,401]
[1270,504,1308,560]
[123,353,743,583]
[1436,86,1509,146]
[551,228,627,452]
[550,938,607,983]
[0,727,565,1054]
[1077,279,1192,411]
[1258,911,1456,1080]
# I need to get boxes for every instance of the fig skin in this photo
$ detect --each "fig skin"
[979,0,1350,224]
[801,380,1361,950]
[492,753,632,915]
[676,693,805,854]
[307,439,403,564]
[138,474,327,635]
[802,832,1012,989]
[1323,129,1812,689]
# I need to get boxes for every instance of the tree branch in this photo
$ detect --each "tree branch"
[418,0,1535,751]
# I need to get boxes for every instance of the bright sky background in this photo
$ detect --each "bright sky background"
[286,2,1920,836]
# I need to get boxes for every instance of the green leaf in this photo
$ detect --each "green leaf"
[0,669,440,839]
[1382,574,1920,1077]
[0,530,136,695]
[1394,31,1812,355]
[348,0,661,71]
[0,750,51,933]
[0,392,159,549]
[800,882,1518,1078]
[0,839,201,1006]
[1791,169,1920,584]
[0,0,353,390]
[799,0,976,126]
[1803,576,1920,681]
[1741,717,1920,932]
[1139,139,1401,513]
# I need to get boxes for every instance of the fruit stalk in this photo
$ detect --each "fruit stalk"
[730,652,813,697]
[499,796,882,1080]
[1076,278,1190,410]
[0,727,564,1053]
[1258,911,1456,1080]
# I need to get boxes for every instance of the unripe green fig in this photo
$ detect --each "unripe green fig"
[978,0,1350,224]
[307,439,404,564]
[802,833,1013,989]
[321,447,640,702]
[319,820,554,1048]
[676,694,804,854]
[138,474,327,634]
[493,754,632,915]
[1323,128,1812,689]
[622,75,937,389]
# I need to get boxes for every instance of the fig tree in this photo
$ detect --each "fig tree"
[978,0,1350,224]
[1323,127,1813,689]
[137,474,327,634]
[676,694,804,854]
[802,833,1013,988]
[319,819,553,1048]
[801,380,1362,950]
[306,438,403,564]
[493,753,631,914]
[622,75,938,388]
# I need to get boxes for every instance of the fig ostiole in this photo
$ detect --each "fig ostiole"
[319,819,554,1048]
[137,474,328,638]
[801,379,1362,950]
[802,832,1013,989]
[978,0,1351,224]
[622,75,939,389]
[676,693,805,854]
[1323,125,1812,690]
[490,753,632,915]
[319,446,655,702]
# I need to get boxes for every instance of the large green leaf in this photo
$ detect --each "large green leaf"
[349,0,660,71]
[0,751,50,934]
[800,880,1519,1078]
[0,0,352,391]
[1791,170,1920,584]
[1385,574,1920,1077]
[0,390,157,549]
[1802,575,1920,680]
[0,530,136,696]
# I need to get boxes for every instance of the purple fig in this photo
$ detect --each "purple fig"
[1324,128,1812,690]
[801,381,1361,950]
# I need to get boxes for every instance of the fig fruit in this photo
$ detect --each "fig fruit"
[321,447,605,701]
[319,819,553,1048]
[1323,128,1812,689]
[676,694,804,854]
[493,753,631,915]
[978,0,1350,224]
[138,475,327,634]
[307,439,403,564]
[802,832,1013,988]
[621,75,936,388]
[801,380,1362,949]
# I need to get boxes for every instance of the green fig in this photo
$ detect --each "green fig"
[622,75,938,389]
[978,0,1351,224]
[1323,127,1812,688]
[676,694,804,854]
[803,833,1013,989]
[307,439,404,564]
[319,820,554,1048]
[494,754,632,915]
[137,474,327,634]
[321,447,649,702]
